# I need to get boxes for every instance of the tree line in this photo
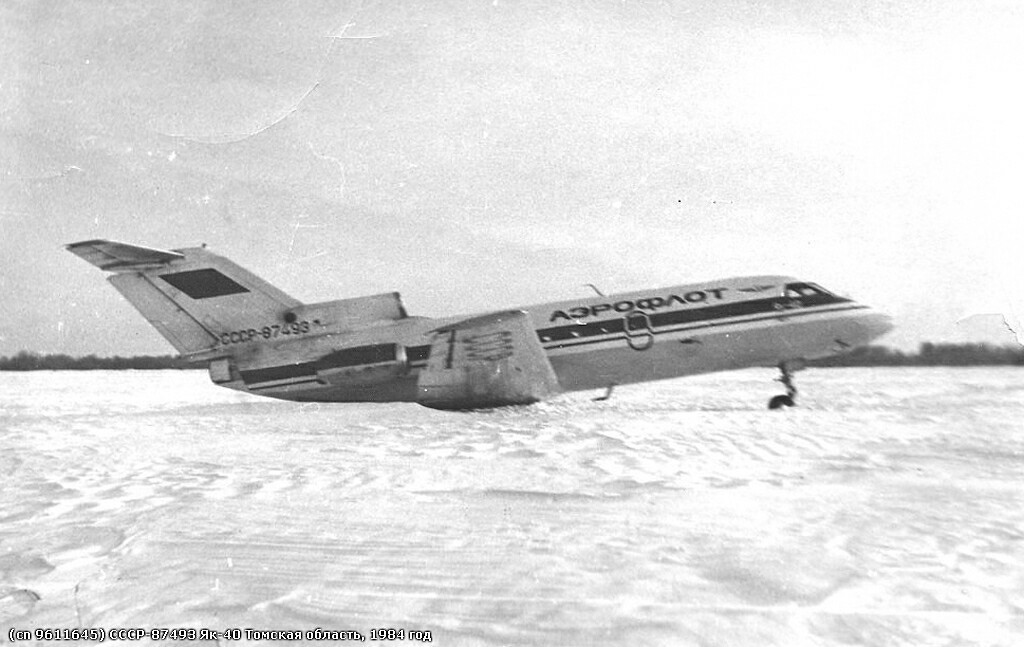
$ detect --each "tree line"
[807,343,1024,367]
[0,343,1021,371]
[0,351,193,370]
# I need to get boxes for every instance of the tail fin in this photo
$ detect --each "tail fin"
[67,240,300,357]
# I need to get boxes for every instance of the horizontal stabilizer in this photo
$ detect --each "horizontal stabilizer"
[417,310,561,410]
[66,239,184,271]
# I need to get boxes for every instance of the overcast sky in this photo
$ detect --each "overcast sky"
[2,0,1022,356]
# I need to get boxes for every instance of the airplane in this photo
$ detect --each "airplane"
[66,239,894,410]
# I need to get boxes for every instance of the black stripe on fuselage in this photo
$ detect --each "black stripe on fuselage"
[248,378,323,391]
[242,344,403,387]
[536,294,849,344]
[541,302,867,351]
[407,344,430,369]
[316,344,397,370]
[408,345,430,362]
[241,362,316,385]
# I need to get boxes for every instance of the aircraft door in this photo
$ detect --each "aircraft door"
[624,311,654,351]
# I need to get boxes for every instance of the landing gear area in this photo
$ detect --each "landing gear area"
[768,361,803,409]
[593,383,617,402]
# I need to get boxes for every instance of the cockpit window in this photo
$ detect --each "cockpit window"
[806,282,835,296]
[785,283,815,298]
[784,283,835,299]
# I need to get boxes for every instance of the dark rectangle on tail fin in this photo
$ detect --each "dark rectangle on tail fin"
[159,269,250,299]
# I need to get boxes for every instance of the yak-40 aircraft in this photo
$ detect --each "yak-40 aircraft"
[67,239,893,410]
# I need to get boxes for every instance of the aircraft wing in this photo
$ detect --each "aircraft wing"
[416,310,561,410]
[66,239,184,271]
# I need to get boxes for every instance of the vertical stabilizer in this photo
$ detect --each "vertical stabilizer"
[66,240,300,356]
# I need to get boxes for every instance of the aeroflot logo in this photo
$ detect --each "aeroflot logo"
[549,288,728,322]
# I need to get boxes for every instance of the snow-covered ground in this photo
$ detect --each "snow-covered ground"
[2,368,1022,646]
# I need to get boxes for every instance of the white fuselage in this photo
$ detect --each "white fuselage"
[216,275,893,402]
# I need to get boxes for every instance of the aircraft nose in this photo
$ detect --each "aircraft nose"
[860,311,895,342]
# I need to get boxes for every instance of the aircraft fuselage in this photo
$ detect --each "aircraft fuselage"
[214,275,892,402]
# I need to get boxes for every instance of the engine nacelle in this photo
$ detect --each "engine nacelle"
[284,292,407,332]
